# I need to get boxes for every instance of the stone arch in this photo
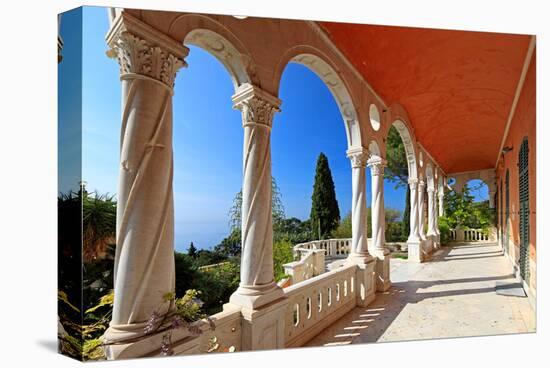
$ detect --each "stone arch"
[275,47,363,149]
[388,119,418,180]
[163,13,258,91]
[183,29,252,91]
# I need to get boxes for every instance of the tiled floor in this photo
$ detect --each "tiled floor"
[306,242,535,347]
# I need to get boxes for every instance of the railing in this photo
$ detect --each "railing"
[294,238,352,257]
[283,264,357,348]
[128,306,243,357]
[197,261,231,272]
[283,248,325,285]
[450,228,493,242]
[464,229,489,241]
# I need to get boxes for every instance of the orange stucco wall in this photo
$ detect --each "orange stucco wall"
[496,48,536,292]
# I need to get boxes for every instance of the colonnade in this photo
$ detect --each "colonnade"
[100,12,445,358]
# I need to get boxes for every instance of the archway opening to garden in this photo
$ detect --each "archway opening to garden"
[381,121,419,255]
[271,55,360,273]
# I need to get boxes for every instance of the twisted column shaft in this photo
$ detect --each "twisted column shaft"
[230,84,283,309]
[104,14,187,345]
[346,148,370,261]
[427,188,437,235]
[418,180,426,239]
[368,157,387,253]
[407,178,421,243]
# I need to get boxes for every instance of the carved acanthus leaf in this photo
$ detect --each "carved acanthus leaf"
[108,31,186,89]
[237,96,279,127]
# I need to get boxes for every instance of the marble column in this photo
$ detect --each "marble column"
[418,180,427,240]
[346,147,372,263]
[427,187,436,236]
[229,83,285,310]
[438,190,445,217]
[407,178,423,262]
[103,13,188,356]
[367,156,391,291]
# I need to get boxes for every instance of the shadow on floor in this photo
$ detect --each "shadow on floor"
[306,243,524,347]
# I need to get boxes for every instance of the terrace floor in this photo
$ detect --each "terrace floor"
[306,242,536,347]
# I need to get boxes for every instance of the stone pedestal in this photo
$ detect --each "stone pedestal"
[371,249,391,291]
[355,259,376,307]
[236,298,288,351]
[408,241,423,263]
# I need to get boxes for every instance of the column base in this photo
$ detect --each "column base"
[370,248,391,292]
[407,240,424,263]
[226,296,288,351]
[229,282,285,310]
[355,259,376,307]
[103,319,197,360]
[345,251,375,266]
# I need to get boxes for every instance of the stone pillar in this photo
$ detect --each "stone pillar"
[407,178,423,262]
[102,14,188,359]
[367,156,391,292]
[427,187,436,236]
[345,147,376,307]
[438,190,445,217]
[345,147,372,264]
[418,180,426,240]
[228,83,287,351]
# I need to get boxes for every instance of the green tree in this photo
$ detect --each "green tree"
[331,212,352,239]
[273,239,294,281]
[213,228,242,258]
[174,252,199,297]
[440,183,493,232]
[310,153,340,238]
[187,242,197,258]
[228,177,286,232]
[82,190,117,263]
[384,126,411,239]
[274,217,314,244]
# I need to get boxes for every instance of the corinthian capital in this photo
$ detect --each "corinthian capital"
[367,156,387,176]
[346,147,369,168]
[106,12,188,89]
[232,83,281,128]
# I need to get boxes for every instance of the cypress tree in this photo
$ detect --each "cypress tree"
[188,242,197,258]
[310,153,340,239]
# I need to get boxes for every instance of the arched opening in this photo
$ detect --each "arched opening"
[169,35,248,312]
[280,53,362,149]
[382,120,419,249]
[272,54,362,253]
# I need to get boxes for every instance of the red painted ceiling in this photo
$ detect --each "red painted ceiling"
[319,22,531,173]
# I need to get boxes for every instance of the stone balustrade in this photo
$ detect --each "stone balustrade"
[283,248,325,285]
[283,264,358,348]
[111,305,243,358]
[294,238,352,257]
[449,228,496,242]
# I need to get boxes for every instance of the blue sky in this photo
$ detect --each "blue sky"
[60,7,486,252]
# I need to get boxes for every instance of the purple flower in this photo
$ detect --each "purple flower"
[171,316,188,330]
[144,311,160,334]
[160,333,174,356]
